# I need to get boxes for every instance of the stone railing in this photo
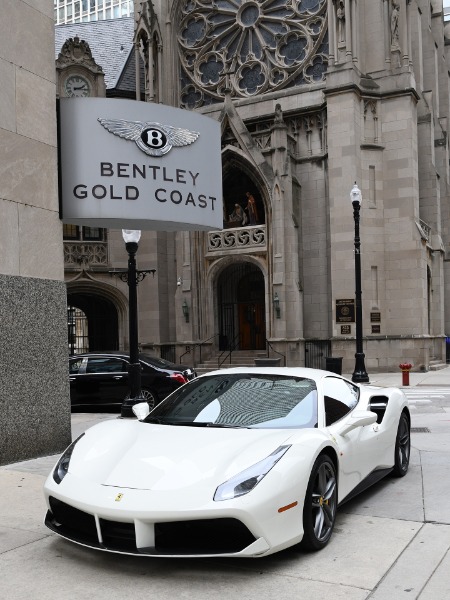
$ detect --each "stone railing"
[207,225,266,254]
[64,242,108,267]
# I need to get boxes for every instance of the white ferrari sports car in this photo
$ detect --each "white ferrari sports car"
[44,367,410,558]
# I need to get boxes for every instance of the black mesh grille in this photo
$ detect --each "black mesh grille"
[46,498,256,555]
[154,518,256,554]
[99,518,137,551]
[47,497,99,546]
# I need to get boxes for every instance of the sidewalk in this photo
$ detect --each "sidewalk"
[346,365,450,388]
[1,371,450,600]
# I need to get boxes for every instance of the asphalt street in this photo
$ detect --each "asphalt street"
[1,368,450,600]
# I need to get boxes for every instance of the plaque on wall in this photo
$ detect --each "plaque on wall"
[341,325,351,335]
[370,312,381,322]
[372,325,381,334]
[336,299,355,323]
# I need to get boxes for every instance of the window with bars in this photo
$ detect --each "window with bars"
[67,306,89,355]
[63,224,106,241]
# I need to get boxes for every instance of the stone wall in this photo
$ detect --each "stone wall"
[0,1,71,464]
[0,275,71,464]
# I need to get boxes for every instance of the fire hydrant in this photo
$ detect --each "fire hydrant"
[399,363,412,386]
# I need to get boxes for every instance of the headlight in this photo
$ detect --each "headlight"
[52,433,85,484]
[214,445,291,501]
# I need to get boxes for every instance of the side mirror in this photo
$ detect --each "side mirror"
[338,410,377,436]
[132,402,151,420]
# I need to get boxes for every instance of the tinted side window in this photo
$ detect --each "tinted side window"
[86,358,127,374]
[323,377,359,426]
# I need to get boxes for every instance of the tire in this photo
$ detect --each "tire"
[300,454,337,551]
[392,412,410,477]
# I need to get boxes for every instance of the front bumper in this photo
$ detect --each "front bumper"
[45,496,269,556]
[43,472,303,558]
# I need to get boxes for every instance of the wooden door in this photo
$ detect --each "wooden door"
[238,302,265,350]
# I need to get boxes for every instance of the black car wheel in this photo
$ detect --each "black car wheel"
[392,412,410,477]
[124,388,157,410]
[140,388,157,409]
[301,454,337,551]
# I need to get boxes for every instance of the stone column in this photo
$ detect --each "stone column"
[328,0,336,66]
[351,0,358,65]
[157,43,163,103]
[148,39,154,102]
[135,41,141,100]
[345,0,352,59]
[384,0,391,66]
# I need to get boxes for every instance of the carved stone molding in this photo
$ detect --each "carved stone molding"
[177,0,328,108]
[64,242,108,268]
[56,36,104,73]
[207,225,266,255]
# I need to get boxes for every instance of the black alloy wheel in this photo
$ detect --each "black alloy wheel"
[301,454,337,551]
[124,388,157,410]
[140,388,157,409]
[392,412,410,477]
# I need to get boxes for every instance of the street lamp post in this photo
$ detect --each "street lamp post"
[110,230,155,417]
[350,184,369,383]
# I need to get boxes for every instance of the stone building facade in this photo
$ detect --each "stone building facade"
[1,1,71,465]
[135,0,450,373]
[57,1,450,376]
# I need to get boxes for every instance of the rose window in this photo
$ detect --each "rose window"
[178,0,328,108]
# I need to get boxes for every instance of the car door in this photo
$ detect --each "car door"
[69,357,87,405]
[83,356,129,406]
[322,376,381,502]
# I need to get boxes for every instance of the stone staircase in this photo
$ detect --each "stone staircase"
[195,350,269,375]
[428,358,448,371]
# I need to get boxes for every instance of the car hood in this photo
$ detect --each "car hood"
[68,419,294,492]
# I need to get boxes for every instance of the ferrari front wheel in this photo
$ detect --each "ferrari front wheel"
[301,455,337,551]
[392,412,410,477]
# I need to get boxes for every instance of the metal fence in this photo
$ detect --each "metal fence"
[305,340,332,370]
[161,345,176,363]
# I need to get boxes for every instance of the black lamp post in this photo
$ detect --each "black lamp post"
[351,184,369,383]
[110,230,155,417]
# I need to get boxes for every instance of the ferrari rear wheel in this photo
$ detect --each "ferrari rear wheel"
[301,455,337,551]
[392,412,410,477]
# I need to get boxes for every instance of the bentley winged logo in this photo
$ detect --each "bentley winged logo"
[97,118,200,157]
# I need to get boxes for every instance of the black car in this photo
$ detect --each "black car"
[69,352,196,412]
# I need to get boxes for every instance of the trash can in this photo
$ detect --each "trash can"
[254,358,282,367]
[325,357,343,375]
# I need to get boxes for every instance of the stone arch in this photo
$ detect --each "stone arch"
[206,255,269,351]
[221,146,272,228]
[66,280,128,352]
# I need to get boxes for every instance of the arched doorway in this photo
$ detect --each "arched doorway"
[67,292,119,354]
[222,166,265,228]
[218,263,266,351]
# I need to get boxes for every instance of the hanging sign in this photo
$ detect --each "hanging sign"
[59,98,222,231]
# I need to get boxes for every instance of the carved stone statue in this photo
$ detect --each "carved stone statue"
[245,192,259,225]
[337,0,345,44]
[391,1,400,52]
[229,204,247,226]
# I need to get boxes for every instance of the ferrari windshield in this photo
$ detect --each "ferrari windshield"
[146,373,318,429]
